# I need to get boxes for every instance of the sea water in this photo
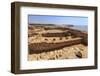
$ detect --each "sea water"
[70,25,88,32]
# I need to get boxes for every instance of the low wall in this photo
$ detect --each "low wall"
[28,33,38,37]
[29,38,82,54]
[44,27,70,31]
[42,31,71,37]
[69,29,88,45]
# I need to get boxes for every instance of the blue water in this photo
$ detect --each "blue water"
[69,25,88,32]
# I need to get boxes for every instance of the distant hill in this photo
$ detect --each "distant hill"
[29,23,74,27]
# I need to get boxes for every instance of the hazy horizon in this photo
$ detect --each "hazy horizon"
[28,15,88,26]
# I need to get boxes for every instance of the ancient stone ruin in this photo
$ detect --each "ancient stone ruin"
[28,24,88,60]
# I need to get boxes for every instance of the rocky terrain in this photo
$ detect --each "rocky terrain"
[28,24,88,61]
[28,44,87,61]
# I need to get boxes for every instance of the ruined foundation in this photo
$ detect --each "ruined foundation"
[28,24,88,61]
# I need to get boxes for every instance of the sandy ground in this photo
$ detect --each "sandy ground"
[28,44,87,61]
[28,26,88,61]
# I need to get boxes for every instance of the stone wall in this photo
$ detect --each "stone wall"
[69,29,88,45]
[29,38,82,54]
[42,31,71,37]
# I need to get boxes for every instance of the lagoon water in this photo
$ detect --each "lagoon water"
[69,25,88,32]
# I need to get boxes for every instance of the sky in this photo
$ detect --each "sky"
[28,15,88,26]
